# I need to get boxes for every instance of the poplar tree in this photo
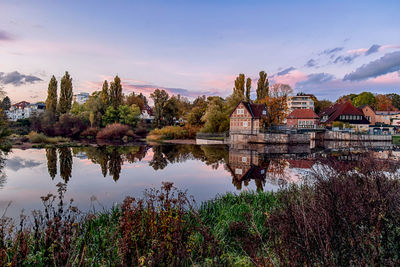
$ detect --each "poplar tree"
[109,75,123,109]
[245,77,252,102]
[233,74,245,99]
[100,80,110,108]
[58,71,73,113]
[256,71,269,102]
[46,75,58,114]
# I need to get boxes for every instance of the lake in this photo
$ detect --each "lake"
[0,143,398,219]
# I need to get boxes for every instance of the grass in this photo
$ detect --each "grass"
[393,135,400,145]
[28,131,70,144]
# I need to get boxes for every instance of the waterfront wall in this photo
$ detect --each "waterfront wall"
[311,131,392,142]
[229,133,310,144]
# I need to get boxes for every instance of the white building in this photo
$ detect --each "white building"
[73,92,90,104]
[139,104,154,121]
[287,95,314,113]
[6,102,45,121]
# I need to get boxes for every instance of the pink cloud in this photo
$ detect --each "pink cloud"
[271,70,308,87]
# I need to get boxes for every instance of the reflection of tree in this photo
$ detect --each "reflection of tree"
[46,148,57,179]
[58,147,72,183]
[108,148,123,181]
[149,146,168,170]
[0,150,7,189]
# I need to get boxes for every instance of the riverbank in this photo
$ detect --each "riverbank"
[1,156,399,266]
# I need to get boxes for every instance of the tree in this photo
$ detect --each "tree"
[0,97,11,111]
[233,74,245,99]
[59,147,72,183]
[269,83,293,97]
[245,78,251,102]
[256,71,269,102]
[164,96,180,125]
[314,99,332,114]
[375,94,396,111]
[58,71,73,114]
[201,97,229,133]
[100,80,110,109]
[150,89,169,128]
[46,148,57,179]
[352,92,376,107]
[46,75,58,114]
[261,83,292,126]
[102,106,120,126]
[387,93,400,110]
[125,92,145,111]
[109,76,123,109]
[118,104,141,127]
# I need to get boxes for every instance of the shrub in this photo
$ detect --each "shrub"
[81,127,99,139]
[28,131,48,143]
[54,114,88,138]
[147,125,200,140]
[96,123,132,140]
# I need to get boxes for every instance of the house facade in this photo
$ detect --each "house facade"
[319,101,370,131]
[359,105,400,126]
[6,102,45,121]
[359,105,376,124]
[73,92,90,104]
[229,101,268,134]
[375,111,400,125]
[286,109,319,128]
[287,95,314,113]
[139,104,154,121]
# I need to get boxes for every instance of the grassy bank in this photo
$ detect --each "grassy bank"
[1,157,400,266]
[393,135,400,145]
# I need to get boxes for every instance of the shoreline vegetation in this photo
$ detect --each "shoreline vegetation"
[0,156,399,265]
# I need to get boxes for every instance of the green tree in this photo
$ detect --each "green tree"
[109,76,123,109]
[58,71,73,114]
[352,92,376,107]
[233,74,245,99]
[1,97,11,111]
[387,93,400,110]
[100,80,110,110]
[118,104,141,127]
[59,147,72,183]
[150,89,169,128]
[314,99,332,114]
[85,92,103,127]
[102,106,119,126]
[256,71,269,102]
[164,96,180,125]
[46,75,58,114]
[201,97,229,133]
[245,77,252,102]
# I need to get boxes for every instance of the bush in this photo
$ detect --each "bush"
[96,123,133,140]
[147,125,200,140]
[28,131,70,144]
[54,114,88,138]
[81,127,99,139]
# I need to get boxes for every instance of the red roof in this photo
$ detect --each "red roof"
[287,109,318,119]
[230,101,267,119]
[319,101,369,124]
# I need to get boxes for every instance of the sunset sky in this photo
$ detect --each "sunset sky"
[1,0,400,103]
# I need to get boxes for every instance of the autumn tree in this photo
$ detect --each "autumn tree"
[256,71,269,102]
[0,96,11,111]
[109,75,123,109]
[164,96,180,125]
[58,72,73,114]
[125,92,145,111]
[261,83,292,126]
[46,75,58,114]
[387,93,400,110]
[201,97,229,133]
[150,89,169,128]
[375,94,396,111]
[245,77,251,102]
[314,99,332,114]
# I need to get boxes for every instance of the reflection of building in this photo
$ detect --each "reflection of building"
[73,92,89,104]
[287,95,314,113]
[229,101,268,134]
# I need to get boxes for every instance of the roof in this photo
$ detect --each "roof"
[230,101,267,119]
[319,101,370,124]
[375,110,400,115]
[287,109,319,119]
[12,101,30,109]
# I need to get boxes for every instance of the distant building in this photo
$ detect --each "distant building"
[375,110,400,125]
[6,101,45,121]
[139,104,154,121]
[359,105,376,124]
[229,101,268,134]
[286,109,319,128]
[319,101,370,131]
[73,92,89,104]
[287,95,314,113]
[359,105,400,125]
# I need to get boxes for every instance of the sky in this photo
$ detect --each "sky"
[0,0,400,103]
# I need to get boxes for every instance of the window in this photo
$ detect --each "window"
[237,108,244,115]
[242,157,247,163]
[262,110,266,115]
[235,168,243,175]
[243,121,248,127]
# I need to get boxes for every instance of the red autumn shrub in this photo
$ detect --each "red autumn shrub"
[96,123,132,140]
[81,127,99,139]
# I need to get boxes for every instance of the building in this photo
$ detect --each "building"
[286,109,319,129]
[287,95,314,113]
[359,105,376,124]
[6,102,45,121]
[139,104,154,121]
[319,101,370,131]
[229,101,268,134]
[73,92,89,104]
[359,105,400,126]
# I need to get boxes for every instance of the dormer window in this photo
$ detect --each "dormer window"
[237,108,244,115]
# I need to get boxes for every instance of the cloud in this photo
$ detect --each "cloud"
[6,157,42,171]
[304,59,318,68]
[365,44,381,56]
[333,54,360,64]
[276,67,296,76]
[343,51,400,81]
[295,73,335,89]
[321,47,344,56]
[0,71,42,86]
[0,30,13,41]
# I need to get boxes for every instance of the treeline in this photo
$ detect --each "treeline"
[337,91,400,110]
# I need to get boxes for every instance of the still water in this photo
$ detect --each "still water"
[0,144,397,218]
